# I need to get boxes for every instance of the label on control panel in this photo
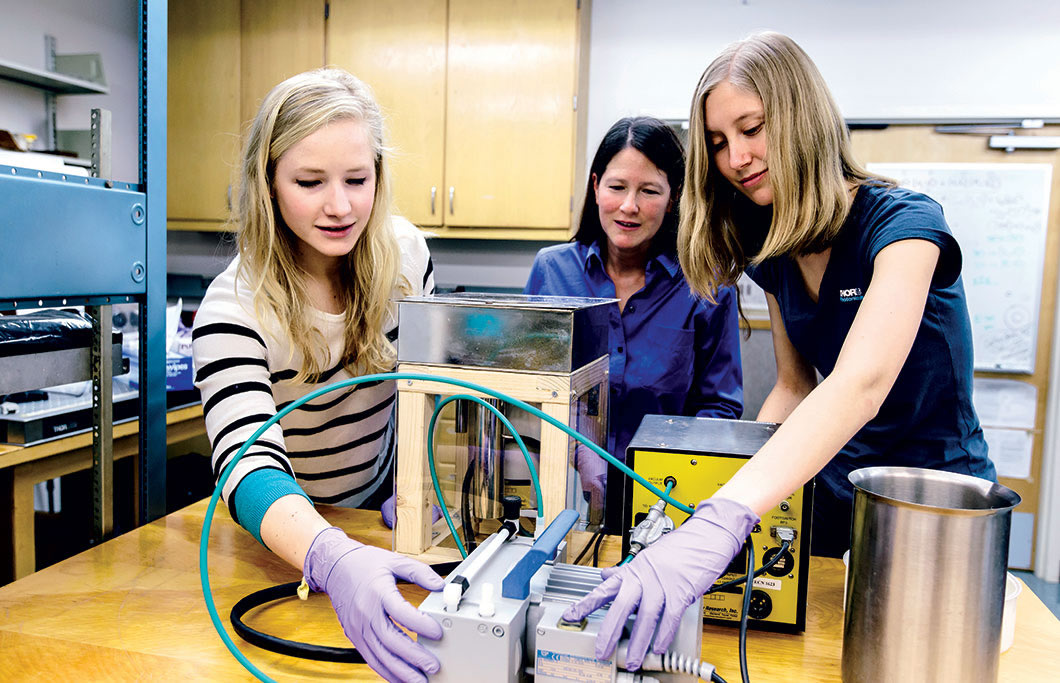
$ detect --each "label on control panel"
[536,650,611,682]
[752,577,782,591]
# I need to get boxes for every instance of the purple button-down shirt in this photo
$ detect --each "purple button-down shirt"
[525,240,743,463]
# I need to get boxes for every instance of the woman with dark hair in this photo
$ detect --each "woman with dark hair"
[524,116,743,529]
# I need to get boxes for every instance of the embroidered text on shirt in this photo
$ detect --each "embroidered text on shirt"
[839,287,864,302]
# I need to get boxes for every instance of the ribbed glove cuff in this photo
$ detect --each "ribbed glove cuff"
[691,497,759,544]
[303,526,364,592]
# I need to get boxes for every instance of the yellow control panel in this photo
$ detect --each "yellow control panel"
[623,416,812,633]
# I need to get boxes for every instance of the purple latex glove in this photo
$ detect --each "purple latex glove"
[562,497,758,670]
[304,527,445,682]
[381,494,443,530]
[575,444,607,519]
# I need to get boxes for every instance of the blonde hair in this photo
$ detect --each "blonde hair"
[233,67,406,382]
[679,31,887,301]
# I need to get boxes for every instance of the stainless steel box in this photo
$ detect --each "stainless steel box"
[397,293,614,373]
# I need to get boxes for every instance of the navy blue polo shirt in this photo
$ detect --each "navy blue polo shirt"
[525,240,744,462]
[746,184,996,504]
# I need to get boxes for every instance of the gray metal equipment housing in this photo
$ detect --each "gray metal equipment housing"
[397,293,613,373]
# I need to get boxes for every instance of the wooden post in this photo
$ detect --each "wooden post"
[393,358,608,557]
[12,468,35,579]
[395,388,432,554]
[538,401,574,526]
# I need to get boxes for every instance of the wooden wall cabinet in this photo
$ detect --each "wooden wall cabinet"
[327,0,591,239]
[167,0,325,232]
[167,0,241,230]
[239,0,326,130]
[169,0,587,239]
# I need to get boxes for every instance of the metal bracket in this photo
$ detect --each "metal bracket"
[91,108,113,179]
[44,35,57,150]
[89,305,114,543]
[987,134,1060,153]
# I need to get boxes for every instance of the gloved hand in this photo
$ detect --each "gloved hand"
[381,494,443,530]
[304,527,445,682]
[575,443,608,519]
[562,497,758,670]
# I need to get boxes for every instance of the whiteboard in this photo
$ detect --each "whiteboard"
[868,163,1053,373]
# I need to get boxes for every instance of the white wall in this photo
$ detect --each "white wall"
[586,0,1060,176]
[0,0,140,183]
[440,0,1060,289]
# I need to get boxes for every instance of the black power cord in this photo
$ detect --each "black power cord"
[572,528,604,565]
[230,561,462,663]
[230,581,364,663]
[700,538,793,683]
[591,530,606,567]
[739,541,754,683]
[706,539,792,595]
[460,461,478,553]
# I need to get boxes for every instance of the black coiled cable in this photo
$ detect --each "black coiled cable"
[230,581,364,663]
[230,561,462,663]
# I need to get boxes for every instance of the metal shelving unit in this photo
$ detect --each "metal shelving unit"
[1,34,110,152]
[0,0,167,535]
[0,57,108,94]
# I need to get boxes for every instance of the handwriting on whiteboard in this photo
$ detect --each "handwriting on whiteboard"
[868,163,1052,374]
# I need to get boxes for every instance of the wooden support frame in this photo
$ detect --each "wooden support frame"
[394,357,608,557]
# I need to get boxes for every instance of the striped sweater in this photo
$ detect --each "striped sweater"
[192,217,435,533]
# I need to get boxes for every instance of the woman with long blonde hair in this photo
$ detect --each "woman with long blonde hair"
[192,68,442,682]
[565,33,996,671]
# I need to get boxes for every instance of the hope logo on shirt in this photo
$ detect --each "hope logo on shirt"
[839,287,864,302]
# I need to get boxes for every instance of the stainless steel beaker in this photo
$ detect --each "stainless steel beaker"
[842,466,1021,683]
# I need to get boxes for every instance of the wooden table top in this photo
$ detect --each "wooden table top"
[1,499,1058,681]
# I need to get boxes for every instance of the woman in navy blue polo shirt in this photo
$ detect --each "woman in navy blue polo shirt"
[524,116,744,530]
[564,33,997,671]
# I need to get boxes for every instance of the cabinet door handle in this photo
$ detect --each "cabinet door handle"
[430,186,437,215]
[449,186,455,215]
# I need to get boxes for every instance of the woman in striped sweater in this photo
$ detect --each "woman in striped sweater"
[192,69,442,683]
